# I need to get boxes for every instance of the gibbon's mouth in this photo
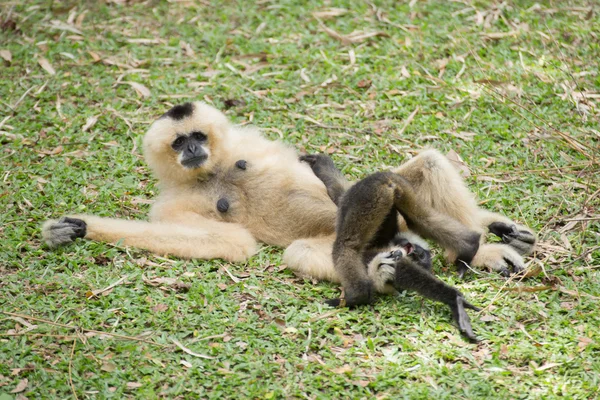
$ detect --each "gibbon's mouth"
[403,243,414,255]
[181,155,208,169]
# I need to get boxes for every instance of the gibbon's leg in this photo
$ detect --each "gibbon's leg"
[42,213,258,263]
[385,172,481,269]
[331,172,480,307]
[478,210,537,256]
[283,234,338,282]
[299,154,351,206]
[392,149,536,275]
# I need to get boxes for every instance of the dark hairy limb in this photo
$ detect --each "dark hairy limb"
[392,258,480,342]
[300,154,350,206]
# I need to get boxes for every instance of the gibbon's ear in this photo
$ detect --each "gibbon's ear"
[143,102,231,183]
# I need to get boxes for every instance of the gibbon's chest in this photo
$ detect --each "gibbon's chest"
[198,155,334,229]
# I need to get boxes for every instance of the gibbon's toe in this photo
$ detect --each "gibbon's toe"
[42,217,87,248]
[472,243,525,277]
[488,222,536,255]
[299,154,318,165]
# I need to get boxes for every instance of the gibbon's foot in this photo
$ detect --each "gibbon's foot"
[299,153,333,169]
[42,217,87,247]
[326,280,374,308]
[471,243,526,278]
[488,222,536,256]
[451,295,480,343]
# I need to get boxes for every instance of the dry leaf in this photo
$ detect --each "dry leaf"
[38,58,56,75]
[123,81,151,98]
[535,362,562,372]
[88,51,101,62]
[577,336,593,350]
[82,115,98,132]
[357,79,372,88]
[312,8,348,19]
[171,338,215,359]
[179,41,195,57]
[317,20,388,45]
[0,49,12,62]
[501,285,554,293]
[481,31,519,40]
[152,303,168,312]
[331,365,353,374]
[101,362,117,372]
[11,378,28,393]
[446,149,471,177]
[126,382,142,389]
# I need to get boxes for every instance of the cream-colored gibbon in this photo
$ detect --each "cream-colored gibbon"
[43,102,536,297]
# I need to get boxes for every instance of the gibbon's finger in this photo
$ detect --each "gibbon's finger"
[42,217,87,247]
[299,154,317,164]
[488,222,536,256]
[325,298,343,308]
[462,299,481,312]
[452,296,479,343]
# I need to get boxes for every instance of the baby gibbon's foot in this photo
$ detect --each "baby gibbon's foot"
[42,217,87,248]
[488,222,536,256]
[326,280,374,308]
[471,243,526,277]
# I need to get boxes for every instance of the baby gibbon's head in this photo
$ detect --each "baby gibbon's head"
[143,102,229,184]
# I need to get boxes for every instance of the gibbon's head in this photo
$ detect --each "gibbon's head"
[143,102,229,184]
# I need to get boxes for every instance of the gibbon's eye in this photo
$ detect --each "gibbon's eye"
[172,136,186,150]
[190,131,207,142]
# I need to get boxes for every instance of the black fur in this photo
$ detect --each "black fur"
[171,131,208,169]
[300,154,348,205]
[306,156,481,341]
[55,217,87,239]
[161,102,194,121]
[217,198,229,213]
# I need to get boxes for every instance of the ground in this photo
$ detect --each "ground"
[0,0,599,399]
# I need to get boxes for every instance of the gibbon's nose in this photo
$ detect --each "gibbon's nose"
[188,142,197,153]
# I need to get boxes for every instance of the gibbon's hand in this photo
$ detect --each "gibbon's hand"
[450,295,481,343]
[488,222,536,256]
[43,217,87,247]
[325,279,374,308]
[299,154,334,169]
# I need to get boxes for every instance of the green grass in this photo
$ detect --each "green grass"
[1,0,599,398]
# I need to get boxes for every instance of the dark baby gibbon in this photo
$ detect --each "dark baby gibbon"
[43,102,536,292]
[301,158,483,340]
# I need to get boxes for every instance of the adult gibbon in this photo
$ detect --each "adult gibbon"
[43,102,536,288]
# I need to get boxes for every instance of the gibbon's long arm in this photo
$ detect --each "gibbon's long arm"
[42,214,258,262]
[299,154,351,205]
[391,257,480,342]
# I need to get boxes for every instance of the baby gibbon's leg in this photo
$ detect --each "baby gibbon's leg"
[42,214,257,262]
[283,234,338,282]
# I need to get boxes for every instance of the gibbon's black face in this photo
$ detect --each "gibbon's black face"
[391,236,432,271]
[171,131,209,169]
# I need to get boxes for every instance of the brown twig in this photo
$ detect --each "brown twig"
[1,311,167,348]
[69,338,79,400]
